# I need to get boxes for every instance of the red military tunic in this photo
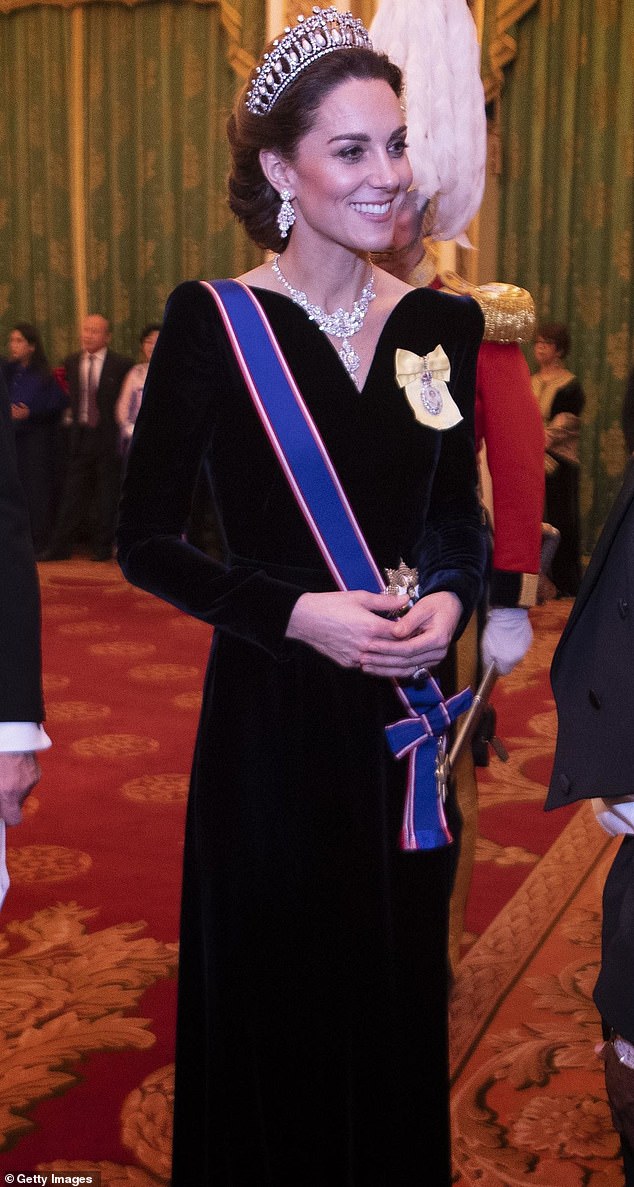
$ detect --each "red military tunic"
[475,340,544,608]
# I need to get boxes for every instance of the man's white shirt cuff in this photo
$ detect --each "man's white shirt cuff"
[0,723,52,752]
[592,796,634,836]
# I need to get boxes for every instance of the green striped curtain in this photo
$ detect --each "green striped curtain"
[498,0,634,548]
[82,2,263,353]
[0,1,265,363]
[0,6,75,361]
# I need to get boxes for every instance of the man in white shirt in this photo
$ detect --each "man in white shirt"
[0,372,50,902]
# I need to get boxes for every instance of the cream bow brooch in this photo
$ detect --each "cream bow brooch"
[395,346,462,430]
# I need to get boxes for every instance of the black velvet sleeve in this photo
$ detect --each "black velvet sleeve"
[415,294,488,632]
[0,374,44,723]
[549,376,585,419]
[117,282,306,658]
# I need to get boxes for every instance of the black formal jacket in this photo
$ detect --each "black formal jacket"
[546,458,634,809]
[0,373,44,723]
[64,348,133,452]
[547,460,634,1038]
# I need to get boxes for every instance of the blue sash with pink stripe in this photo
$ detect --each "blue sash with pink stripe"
[202,279,473,850]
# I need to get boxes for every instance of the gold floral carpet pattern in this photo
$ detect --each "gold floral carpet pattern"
[451,817,621,1186]
[0,560,207,1182]
[0,571,622,1183]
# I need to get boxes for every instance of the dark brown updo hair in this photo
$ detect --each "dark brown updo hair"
[227,47,403,254]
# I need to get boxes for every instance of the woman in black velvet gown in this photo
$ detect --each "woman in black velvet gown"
[118,11,487,1185]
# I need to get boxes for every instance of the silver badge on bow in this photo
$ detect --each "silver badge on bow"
[420,363,444,415]
[384,560,420,616]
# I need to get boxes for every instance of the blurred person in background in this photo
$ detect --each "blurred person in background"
[115,323,161,458]
[621,367,634,457]
[531,322,585,597]
[40,314,133,562]
[2,322,67,554]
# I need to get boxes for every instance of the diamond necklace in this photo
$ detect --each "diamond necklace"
[271,255,376,386]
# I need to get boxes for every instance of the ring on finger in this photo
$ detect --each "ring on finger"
[412,665,430,683]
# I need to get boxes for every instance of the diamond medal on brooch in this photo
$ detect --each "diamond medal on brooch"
[384,559,420,616]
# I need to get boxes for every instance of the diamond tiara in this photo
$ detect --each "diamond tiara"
[245,6,373,117]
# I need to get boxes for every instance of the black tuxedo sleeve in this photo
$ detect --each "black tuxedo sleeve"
[0,374,45,723]
[547,461,634,809]
[102,352,134,395]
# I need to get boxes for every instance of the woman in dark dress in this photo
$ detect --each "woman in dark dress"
[531,321,585,596]
[2,323,67,553]
[622,367,634,456]
[118,10,487,1185]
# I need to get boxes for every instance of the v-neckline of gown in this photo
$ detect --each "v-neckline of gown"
[249,284,421,398]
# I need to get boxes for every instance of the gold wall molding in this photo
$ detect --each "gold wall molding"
[0,0,255,78]
[68,5,88,326]
[2,0,256,329]
[484,0,540,103]
[218,0,256,78]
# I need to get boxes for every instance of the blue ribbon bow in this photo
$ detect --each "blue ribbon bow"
[385,681,473,849]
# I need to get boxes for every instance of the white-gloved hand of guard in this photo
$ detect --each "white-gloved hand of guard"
[481,607,533,676]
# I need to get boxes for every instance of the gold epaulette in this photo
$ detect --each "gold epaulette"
[440,272,536,344]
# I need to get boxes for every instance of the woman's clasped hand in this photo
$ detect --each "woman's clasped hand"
[286,587,462,676]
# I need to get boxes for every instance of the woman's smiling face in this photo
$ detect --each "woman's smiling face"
[278,76,413,255]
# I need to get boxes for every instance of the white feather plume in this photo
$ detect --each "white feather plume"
[370,0,487,241]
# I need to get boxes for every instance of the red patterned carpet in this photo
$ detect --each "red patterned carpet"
[462,597,578,952]
[0,559,206,1182]
[0,566,624,1184]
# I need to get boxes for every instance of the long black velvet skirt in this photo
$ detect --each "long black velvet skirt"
[171,628,455,1187]
[545,456,583,597]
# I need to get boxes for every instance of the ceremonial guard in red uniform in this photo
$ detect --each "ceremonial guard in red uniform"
[370,0,544,962]
[442,275,544,961]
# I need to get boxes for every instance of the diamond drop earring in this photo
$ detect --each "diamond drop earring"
[276,190,295,238]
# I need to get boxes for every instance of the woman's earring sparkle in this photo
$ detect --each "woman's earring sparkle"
[277,190,295,238]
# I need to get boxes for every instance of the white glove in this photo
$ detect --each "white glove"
[592,797,634,836]
[481,607,533,675]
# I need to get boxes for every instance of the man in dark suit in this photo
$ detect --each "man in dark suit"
[0,372,50,902]
[547,457,634,1182]
[41,314,133,561]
